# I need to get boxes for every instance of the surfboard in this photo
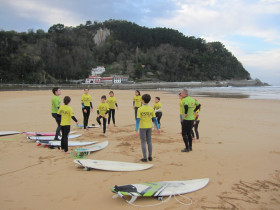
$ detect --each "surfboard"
[45,141,97,147]
[111,178,209,199]
[0,131,21,136]
[76,125,100,128]
[75,141,108,153]
[24,131,76,136]
[28,134,82,141]
[74,159,153,171]
[72,141,108,158]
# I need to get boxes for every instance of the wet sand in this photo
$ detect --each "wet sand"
[0,89,279,209]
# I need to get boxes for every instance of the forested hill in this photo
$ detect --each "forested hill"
[0,20,251,83]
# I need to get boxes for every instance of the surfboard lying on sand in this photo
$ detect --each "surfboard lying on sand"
[24,131,76,136]
[111,178,209,203]
[74,159,153,171]
[72,141,108,158]
[28,134,82,141]
[76,125,100,128]
[75,141,108,153]
[44,141,97,147]
[0,131,21,136]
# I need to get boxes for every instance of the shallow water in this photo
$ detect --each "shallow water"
[160,86,280,100]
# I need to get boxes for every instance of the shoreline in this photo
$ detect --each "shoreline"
[0,79,268,91]
[2,84,279,100]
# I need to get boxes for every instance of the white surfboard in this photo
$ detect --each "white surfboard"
[111,178,209,198]
[24,131,76,136]
[28,134,82,141]
[46,141,97,147]
[75,141,108,153]
[72,141,108,158]
[76,125,100,128]
[74,159,153,171]
[0,131,21,136]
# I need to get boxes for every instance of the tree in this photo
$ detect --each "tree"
[48,24,65,33]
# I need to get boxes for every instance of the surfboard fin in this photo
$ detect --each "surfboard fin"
[128,196,137,204]
[112,194,119,199]
[158,196,163,201]
[83,167,91,171]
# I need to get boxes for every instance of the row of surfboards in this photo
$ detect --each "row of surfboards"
[0,130,209,204]
[2,130,155,171]
[0,124,99,137]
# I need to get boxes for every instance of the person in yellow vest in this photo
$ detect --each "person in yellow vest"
[81,88,93,130]
[136,94,160,162]
[107,91,118,127]
[133,90,142,120]
[96,95,110,136]
[153,97,162,128]
[192,101,201,141]
[180,88,201,152]
[51,87,61,140]
[57,96,79,153]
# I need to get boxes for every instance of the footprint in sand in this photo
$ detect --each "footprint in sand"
[201,171,280,209]
[270,151,280,155]
[116,142,131,147]
[170,163,183,167]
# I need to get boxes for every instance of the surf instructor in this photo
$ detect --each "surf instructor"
[51,87,61,140]
[180,88,201,152]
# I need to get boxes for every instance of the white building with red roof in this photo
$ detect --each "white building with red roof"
[85,66,129,84]
[85,75,101,84]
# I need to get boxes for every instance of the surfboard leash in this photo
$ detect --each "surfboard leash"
[113,193,172,207]
[113,193,192,207]
[173,193,193,206]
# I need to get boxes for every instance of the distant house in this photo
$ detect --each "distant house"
[113,75,129,84]
[84,66,129,84]
[101,77,113,84]
[85,75,101,84]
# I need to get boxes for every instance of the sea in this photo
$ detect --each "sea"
[159,86,280,100]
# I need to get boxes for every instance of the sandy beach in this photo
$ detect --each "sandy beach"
[0,89,279,210]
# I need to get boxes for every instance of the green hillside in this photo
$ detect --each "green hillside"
[0,19,250,83]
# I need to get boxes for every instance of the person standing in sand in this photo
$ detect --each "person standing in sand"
[96,95,110,136]
[133,90,142,120]
[180,88,201,152]
[192,101,201,141]
[179,92,183,125]
[81,88,93,130]
[107,91,118,127]
[51,87,61,140]
[136,94,160,162]
[57,96,79,153]
[153,97,163,128]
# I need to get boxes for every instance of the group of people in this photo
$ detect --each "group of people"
[51,88,119,153]
[50,87,201,161]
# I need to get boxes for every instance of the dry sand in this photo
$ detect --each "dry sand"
[0,89,279,210]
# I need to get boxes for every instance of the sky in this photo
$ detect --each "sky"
[0,0,280,85]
